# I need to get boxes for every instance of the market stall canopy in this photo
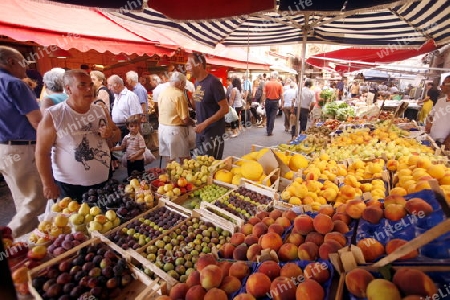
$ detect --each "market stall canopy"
[101,11,270,69]
[0,0,174,56]
[111,0,449,47]
[306,39,437,73]
[40,0,275,19]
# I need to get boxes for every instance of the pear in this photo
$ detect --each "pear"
[105,210,117,221]
[78,203,90,215]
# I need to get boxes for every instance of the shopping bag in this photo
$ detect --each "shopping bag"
[257,105,266,116]
[121,148,155,167]
[225,106,238,123]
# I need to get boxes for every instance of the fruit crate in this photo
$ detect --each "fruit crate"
[198,201,244,230]
[234,259,335,300]
[167,180,232,209]
[335,265,450,300]
[28,236,166,300]
[212,154,281,192]
[333,189,450,272]
[102,198,191,252]
[130,210,234,290]
[208,180,277,222]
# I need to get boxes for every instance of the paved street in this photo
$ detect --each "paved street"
[0,115,292,226]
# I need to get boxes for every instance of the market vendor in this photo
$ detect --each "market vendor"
[425,75,450,149]
[36,70,121,202]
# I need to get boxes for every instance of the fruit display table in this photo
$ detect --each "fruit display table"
[4,118,450,299]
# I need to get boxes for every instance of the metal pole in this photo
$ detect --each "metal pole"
[295,19,309,136]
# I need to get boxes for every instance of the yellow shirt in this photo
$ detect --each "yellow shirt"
[158,85,189,126]
[418,99,433,122]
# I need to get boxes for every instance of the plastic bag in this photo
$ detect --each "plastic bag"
[121,148,155,167]
[225,106,238,123]
[256,105,266,116]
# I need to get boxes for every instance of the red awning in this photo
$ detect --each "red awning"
[149,0,275,20]
[0,0,174,56]
[306,40,437,73]
[206,57,269,70]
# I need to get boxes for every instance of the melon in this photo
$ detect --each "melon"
[289,154,309,171]
[241,161,264,181]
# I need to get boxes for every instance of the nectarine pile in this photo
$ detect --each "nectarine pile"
[345,267,438,300]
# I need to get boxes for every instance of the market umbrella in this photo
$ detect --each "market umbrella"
[306,39,438,73]
[111,0,449,134]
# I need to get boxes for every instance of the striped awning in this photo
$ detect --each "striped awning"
[111,0,450,48]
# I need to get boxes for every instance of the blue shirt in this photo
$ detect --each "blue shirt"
[193,74,226,134]
[46,93,68,105]
[133,83,148,110]
[0,69,39,141]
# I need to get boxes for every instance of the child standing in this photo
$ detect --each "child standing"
[111,116,146,176]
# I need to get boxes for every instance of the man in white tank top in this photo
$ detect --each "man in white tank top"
[36,70,121,202]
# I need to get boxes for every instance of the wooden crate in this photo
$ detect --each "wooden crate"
[28,236,165,300]
[104,199,190,242]
[167,181,233,208]
[129,209,234,290]
[199,201,244,231]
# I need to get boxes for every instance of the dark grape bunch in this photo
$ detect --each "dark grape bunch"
[107,206,187,250]
[32,243,133,300]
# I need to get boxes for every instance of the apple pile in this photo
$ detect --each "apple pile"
[51,197,80,214]
[28,214,71,245]
[141,217,232,282]
[166,155,224,186]
[47,232,88,257]
[153,175,195,199]
[1,226,28,262]
[345,267,437,300]
[213,187,273,220]
[32,243,135,299]
[133,167,166,182]
[107,206,187,250]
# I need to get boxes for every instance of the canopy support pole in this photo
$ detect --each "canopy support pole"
[295,16,310,136]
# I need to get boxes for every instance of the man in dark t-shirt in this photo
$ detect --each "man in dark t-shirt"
[426,82,440,105]
[187,53,228,159]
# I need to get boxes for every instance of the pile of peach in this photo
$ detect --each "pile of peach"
[345,267,438,299]
[239,260,332,300]
[156,253,332,300]
[156,254,246,300]
[345,195,433,263]
[219,207,350,263]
